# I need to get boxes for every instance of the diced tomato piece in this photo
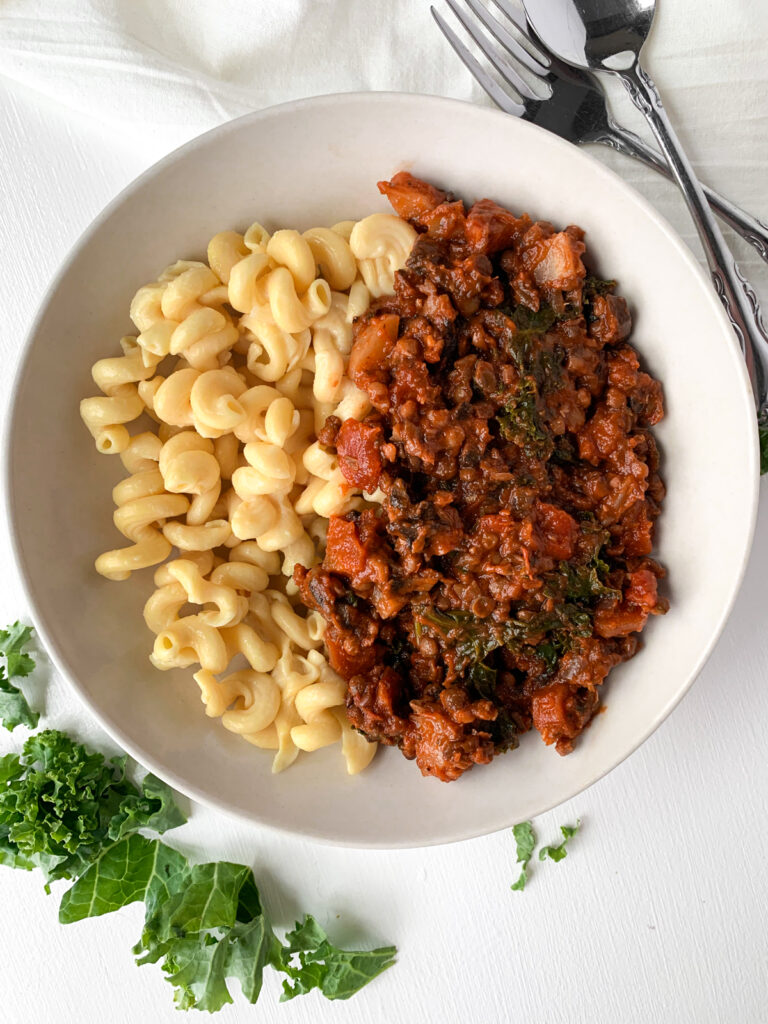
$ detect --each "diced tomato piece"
[410,701,495,781]
[531,683,580,748]
[475,512,516,536]
[348,313,400,386]
[325,516,367,578]
[593,605,648,638]
[378,172,448,222]
[336,418,383,492]
[624,569,658,610]
[325,630,377,678]
[465,199,528,253]
[577,403,627,463]
[534,502,578,560]
[621,507,654,556]
[594,572,657,638]
[421,201,467,241]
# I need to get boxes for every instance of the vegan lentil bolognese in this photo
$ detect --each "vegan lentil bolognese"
[296,172,667,782]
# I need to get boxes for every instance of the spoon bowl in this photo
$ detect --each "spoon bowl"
[523,0,655,71]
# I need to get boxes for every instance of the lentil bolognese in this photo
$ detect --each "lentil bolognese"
[296,172,667,782]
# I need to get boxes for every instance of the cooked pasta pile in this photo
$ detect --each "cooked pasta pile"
[80,212,417,774]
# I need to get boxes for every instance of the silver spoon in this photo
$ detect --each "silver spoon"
[522,0,768,454]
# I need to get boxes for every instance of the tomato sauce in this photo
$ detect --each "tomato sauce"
[296,173,667,782]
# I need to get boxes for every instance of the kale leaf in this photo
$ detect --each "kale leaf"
[468,660,497,700]
[582,276,617,322]
[543,527,620,611]
[60,834,282,1012]
[558,561,620,604]
[510,303,580,341]
[0,730,186,885]
[0,622,38,732]
[60,834,394,1011]
[539,820,581,863]
[420,609,496,668]
[0,627,395,1013]
[58,832,188,923]
[0,623,35,679]
[583,275,616,297]
[421,604,593,682]
[510,821,536,891]
[108,772,187,841]
[497,376,552,460]
[279,915,396,1001]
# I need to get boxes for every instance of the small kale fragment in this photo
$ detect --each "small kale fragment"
[497,376,552,459]
[510,303,580,343]
[468,660,497,700]
[539,820,581,863]
[279,915,396,1001]
[583,275,616,297]
[536,641,560,675]
[0,678,39,733]
[513,304,558,332]
[582,276,617,322]
[510,820,536,891]
[420,608,500,674]
[108,773,187,840]
[0,623,35,679]
[559,560,620,604]
[0,622,38,732]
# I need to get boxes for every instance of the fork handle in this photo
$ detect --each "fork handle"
[619,62,768,416]
[588,120,768,266]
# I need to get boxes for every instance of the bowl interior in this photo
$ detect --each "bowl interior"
[7,93,757,847]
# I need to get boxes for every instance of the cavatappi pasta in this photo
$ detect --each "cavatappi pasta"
[80,211,414,775]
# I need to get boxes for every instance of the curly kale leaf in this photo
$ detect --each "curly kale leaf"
[421,604,593,682]
[279,915,396,1002]
[544,545,621,607]
[584,275,616,297]
[0,622,38,732]
[497,376,552,459]
[0,730,186,885]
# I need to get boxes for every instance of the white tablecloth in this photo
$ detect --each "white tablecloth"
[0,2,767,1022]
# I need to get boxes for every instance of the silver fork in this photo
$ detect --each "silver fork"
[431,0,768,263]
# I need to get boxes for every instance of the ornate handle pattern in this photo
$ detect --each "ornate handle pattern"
[621,63,768,415]
[589,122,768,266]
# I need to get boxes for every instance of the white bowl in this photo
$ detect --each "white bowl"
[6,93,758,848]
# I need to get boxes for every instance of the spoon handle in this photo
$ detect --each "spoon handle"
[597,119,768,265]
[621,63,768,417]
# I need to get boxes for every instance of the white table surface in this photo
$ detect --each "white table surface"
[1,5,767,1023]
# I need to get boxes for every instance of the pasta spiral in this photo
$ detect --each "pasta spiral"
[80,204,406,777]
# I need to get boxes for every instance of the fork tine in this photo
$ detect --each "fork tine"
[431,7,526,118]
[443,0,542,102]
[461,0,549,76]
[489,0,552,67]
[489,0,534,39]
